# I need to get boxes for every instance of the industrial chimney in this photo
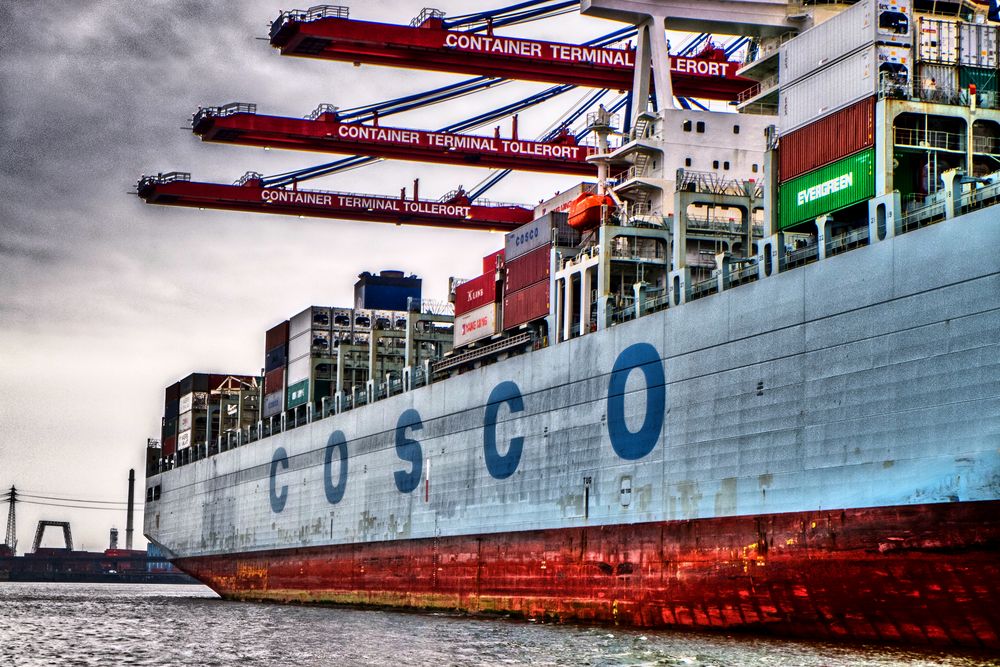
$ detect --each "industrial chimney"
[126,469,135,551]
[109,527,119,550]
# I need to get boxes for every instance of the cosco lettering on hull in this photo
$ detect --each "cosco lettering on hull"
[268,343,666,511]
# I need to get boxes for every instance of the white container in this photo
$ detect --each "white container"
[178,391,207,414]
[918,18,959,64]
[781,0,912,86]
[916,63,959,99]
[505,215,554,261]
[286,355,311,384]
[290,306,331,337]
[177,430,192,450]
[453,303,497,348]
[780,44,910,133]
[179,411,193,433]
[288,330,311,360]
[959,22,999,68]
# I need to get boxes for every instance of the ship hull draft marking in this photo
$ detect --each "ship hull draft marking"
[175,501,1000,648]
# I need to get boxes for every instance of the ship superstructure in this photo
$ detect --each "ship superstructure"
[140,0,1000,649]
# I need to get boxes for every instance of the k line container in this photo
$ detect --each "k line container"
[504,244,551,294]
[503,280,550,330]
[265,320,289,350]
[453,303,498,347]
[959,22,999,68]
[263,390,283,418]
[918,18,959,64]
[779,44,910,133]
[454,273,497,317]
[286,379,310,409]
[264,367,285,394]
[779,97,875,183]
[780,0,912,86]
[778,149,875,229]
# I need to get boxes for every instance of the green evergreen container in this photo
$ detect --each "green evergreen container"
[778,149,875,230]
[959,66,998,94]
[286,379,310,409]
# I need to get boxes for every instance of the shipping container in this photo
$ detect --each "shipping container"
[290,306,332,338]
[263,391,284,418]
[161,417,177,441]
[162,435,177,458]
[959,22,999,68]
[918,18,959,64]
[178,373,210,395]
[286,379,310,410]
[178,411,193,433]
[287,355,312,385]
[265,320,289,351]
[483,249,505,274]
[504,244,551,294]
[354,271,422,311]
[164,399,179,419]
[265,344,287,373]
[164,382,180,406]
[960,65,999,96]
[453,303,498,347]
[779,44,909,133]
[455,273,498,317]
[503,280,550,330]
[177,430,192,451]
[178,391,208,414]
[264,367,285,394]
[917,63,960,100]
[288,330,311,361]
[504,212,577,261]
[780,0,912,86]
[778,149,875,229]
[779,97,875,182]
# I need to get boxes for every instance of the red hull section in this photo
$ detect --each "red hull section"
[176,501,1000,649]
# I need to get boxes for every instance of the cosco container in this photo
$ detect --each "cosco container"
[453,303,498,347]
[779,97,875,183]
[265,320,289,351]
[959,22,999,69]
[286,379,310,410]
[483,249,505,274]
[504,212,576,261]
[917,18,958,64]
[778,149,875,229]
[780,0,912,86]
[262,391,283,418]
[779,44,910,133]
[454,273,497,317]
[503,280,550,330]
[290,306,331,338]
[264,367,284,394]
[504,244,551,293]
[264,344,287,373]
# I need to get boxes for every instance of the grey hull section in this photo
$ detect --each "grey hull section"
[145,207,1000,559]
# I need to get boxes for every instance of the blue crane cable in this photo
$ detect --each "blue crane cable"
[464,1,581,32]
[724,36,749,57]
[443,0,566,28]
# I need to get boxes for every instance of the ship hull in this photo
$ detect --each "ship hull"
[177,499,1000,648]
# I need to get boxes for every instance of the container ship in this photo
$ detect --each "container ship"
[137,0,1000,649]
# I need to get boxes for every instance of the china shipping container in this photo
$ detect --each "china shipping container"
[265,320,289,351]
[959,22,999,69]
[503,280,550,330]
[264,367,285,394]
[483,249,505,274]
[779,44,910,133]
[917,17,959,64]
[454,273,498,317]
[780,0,912,86]
[917,63,960,98]
[778,148,876,229]
[504,244,551,293]
[779,97,875,182]
[453,303,498,347]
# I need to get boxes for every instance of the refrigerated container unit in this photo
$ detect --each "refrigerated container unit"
[780,0,912,87]
[354,270,422,311]
[958,22,999,69]
[779,97,875,182]
[917,18,959,64]
[777,149,876,230]
[779,44,911,133]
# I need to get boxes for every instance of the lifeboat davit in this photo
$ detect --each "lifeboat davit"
[567,193,615,231]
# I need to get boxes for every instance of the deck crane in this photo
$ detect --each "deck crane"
[268,5,753,100]
[135,172,534,232]
[191,103,600,176]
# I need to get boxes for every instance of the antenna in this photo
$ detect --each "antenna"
[2,486,17,555]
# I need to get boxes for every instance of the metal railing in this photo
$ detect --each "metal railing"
[192,102,256,127]
[272,5,349,33]
[236,171,263,186]
[736,74,777,105]
[307,103,339,121]
[141,171,191,185]
[410,7,444,27]
[894,127,965,152]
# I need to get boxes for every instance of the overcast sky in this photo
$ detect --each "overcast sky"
[0,1,635,551]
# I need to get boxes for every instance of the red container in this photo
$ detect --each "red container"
[455,273,497,317]
[779,96,875,183]
[162,435,177,458]
[504,245,550,294]
[265,320,290,351]
[483,249,505,274]
[503,280,549,329]
[264,367,285,394]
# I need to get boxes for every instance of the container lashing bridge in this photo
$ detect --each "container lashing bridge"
[268,2,753,100]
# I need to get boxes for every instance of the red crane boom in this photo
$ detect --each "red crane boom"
[136,173,534,232]
[192,104,600,176]
[269,8,753,100]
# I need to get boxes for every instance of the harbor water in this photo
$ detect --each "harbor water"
[0,583,995,666]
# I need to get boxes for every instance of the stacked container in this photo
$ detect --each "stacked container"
[161,382,180,458]
[777,149,876,230]
[501,212,576,331]
[263,320,288,419]
[176,373,210,451]
[453,271,499,348]
[286,307,334,411]
[778,0,912,133]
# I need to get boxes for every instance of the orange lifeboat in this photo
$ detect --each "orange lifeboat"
[567,193,615,231]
